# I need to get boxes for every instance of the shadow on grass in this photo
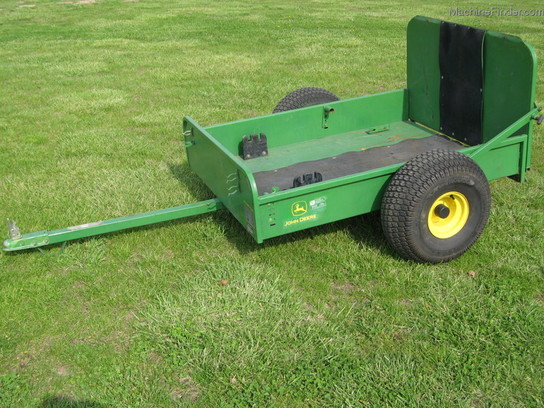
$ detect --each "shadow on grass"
[215,207,399,259]
[40,395,108,408]
[166,162,213,202]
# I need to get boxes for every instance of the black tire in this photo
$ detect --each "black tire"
[272,87,339,113]
[381,150,491,263]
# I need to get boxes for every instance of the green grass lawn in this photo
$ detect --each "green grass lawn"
[1,0,544,406]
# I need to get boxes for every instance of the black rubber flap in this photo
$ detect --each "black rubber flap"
[253,135,463,195]
[439,22,485,145]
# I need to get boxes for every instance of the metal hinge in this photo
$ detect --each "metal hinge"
[322,105,334,129]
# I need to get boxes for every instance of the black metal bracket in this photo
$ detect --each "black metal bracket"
[242,133,268,160]
[293,172,323,188]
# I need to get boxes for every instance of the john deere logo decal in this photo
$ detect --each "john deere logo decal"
[291,201,308,216]
[285,199,320,227]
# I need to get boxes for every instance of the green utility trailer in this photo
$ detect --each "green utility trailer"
[4,16,542,263]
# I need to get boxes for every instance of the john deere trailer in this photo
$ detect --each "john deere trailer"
[4,16,542,263]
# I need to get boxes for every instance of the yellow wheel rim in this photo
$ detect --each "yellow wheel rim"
[427,191,470,239]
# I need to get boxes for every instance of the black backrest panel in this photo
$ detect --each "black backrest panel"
[439,22,485,145]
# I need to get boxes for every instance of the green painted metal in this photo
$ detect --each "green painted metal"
[241,120,433,174]
[3,199,224,252]
[3,17,539,253]
[256,167,396,240]
[251,133,533,241]
[406,16,441,130]
[183,117,260,240]
[206,89,408,155]
[471,109,538,160]
[482,32,537,143]
[184,100,534,245]
[322,105,334,129]
[406,17,537,145]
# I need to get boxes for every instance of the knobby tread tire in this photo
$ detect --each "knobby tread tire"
[272,87,339,113]
[381,149,491,263]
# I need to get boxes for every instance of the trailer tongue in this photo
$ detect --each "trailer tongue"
[3,199,224,252]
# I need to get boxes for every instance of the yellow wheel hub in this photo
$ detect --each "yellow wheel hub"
[427,191,470,239]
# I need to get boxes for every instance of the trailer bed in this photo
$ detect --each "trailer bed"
[247,122,463,195]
